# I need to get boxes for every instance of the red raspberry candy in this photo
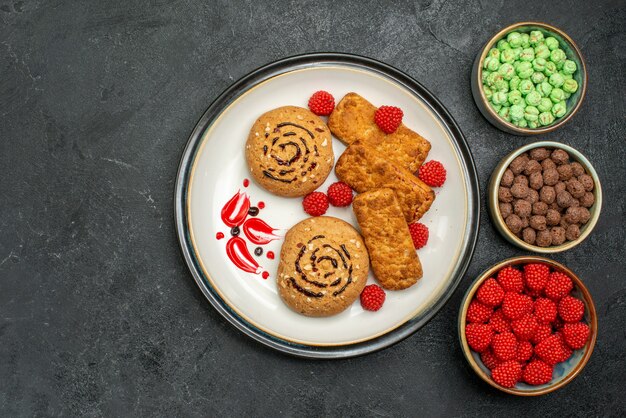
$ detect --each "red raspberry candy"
[489,310,512,333]
[465,323,494,352]
[523,360,553,385]
[511,313,539,341]
[308,91,335,116]
[327,182,353,207]
[501,292,533,320]
[418,160,447,187]
[481,349,501,370]
[534,334,566,365]
[524,263,551,292]
[558,295,585,322]
[562,322,590,350]
[492,332,518,361]
[302,192,329,216]
[476,278,505,307]
[516,341,534,362]
[408,222,429,249]
[360,284,386,311]
[374,105,403,134]
[534,297,558,324]
[554,332,573,362]
[496,267,524,293]
[467,300,493,323]
[532,323,553,345]
[491,360,523,388]
[544,271,573,300]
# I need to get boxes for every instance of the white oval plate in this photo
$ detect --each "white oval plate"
[176,54,479,358]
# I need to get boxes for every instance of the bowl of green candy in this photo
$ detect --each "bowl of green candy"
[471,22,587,135]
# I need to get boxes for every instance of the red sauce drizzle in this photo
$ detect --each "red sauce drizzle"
[216,232,225,240]
[258,201,265,209]
[262,271,269,280]
[267,251,275,260]
[243,178,250,187]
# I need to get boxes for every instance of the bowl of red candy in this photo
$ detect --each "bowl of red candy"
[458,256,597,395]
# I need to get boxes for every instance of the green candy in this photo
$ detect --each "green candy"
[515,118,528,128]
[485,56,500,71]
[562,78,578,93]
[482,70,491,84]
[513,47,523,60]
[552,101,567,118]
[492,91,508,105]
[531,72,546,84]
[563,91,571,100]
[488,48,501,59]
[535,44,550,59]
[494,78,509,92]
[517,61,533,79]
[483,85,493,100]
[500,48,517,63]
[556,60,564,71]
[498,106,511,121]
[544,61,557,76]
[562,60,577,75]
[508,90,523,105]
[538,97,553,113]
[539,111,555,126]
[509,76,521,91]
[519,79,534,95]
[524,105,539,122]
[549,73,565,87]
[532,57,547,72]
[486,72,503,87]
[491,103,503,112]
[538,81,553,97]
[529,30,544,46]
[520,48,535,62]
[498,63,515,80]
[520,33,530,48]
[507,32,523,48]
[561,72,573,80]
[528,120,539,129]
[550,48,566,64]
[545,37,559,51]
[550,87,565,103]
[510,104,525,121]
[525,90,542,106]
[497,39,511,50]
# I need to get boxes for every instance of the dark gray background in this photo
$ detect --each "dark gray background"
[1,0,625,416]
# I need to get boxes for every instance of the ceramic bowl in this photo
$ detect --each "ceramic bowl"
[458,256,598,396]
[471,22,587,135]
[488,141,602,253]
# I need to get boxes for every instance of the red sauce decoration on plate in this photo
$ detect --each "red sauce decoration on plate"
[258,201,265,209]
[243,178,250,187]
[266,251,275,260]
[225,236,262,274]
[216,232,225,240]
[262,271,270,280]
[221,190,250,227]
[243,218,281,245]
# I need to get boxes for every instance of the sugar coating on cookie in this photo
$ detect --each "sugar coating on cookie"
[245,106,334,197]
[277,216,369,317]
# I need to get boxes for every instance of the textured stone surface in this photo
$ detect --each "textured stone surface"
[1,0,625,416]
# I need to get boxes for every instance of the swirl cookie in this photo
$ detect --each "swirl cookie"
[277,217,369,317]
[245,106,334,197]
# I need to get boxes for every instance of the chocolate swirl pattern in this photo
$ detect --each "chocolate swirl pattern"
[246,106,334,197]
[277,217,369,317]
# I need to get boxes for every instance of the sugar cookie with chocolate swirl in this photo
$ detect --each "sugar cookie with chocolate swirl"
[277,216,369,317]
[246,106,334,197]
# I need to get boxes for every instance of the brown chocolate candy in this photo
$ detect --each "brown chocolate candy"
[565,224,581,241]
[540,186,556,204]
[578,174,594,192]
[524,160,542,176]
[566,179,585,198]
[554,181,566,195]
[514,199,532,218]
[529,171,544,190]
[499,202,513,219]
[511,183,529,199]
[529,147,550,161]
[556,191,574,208]
[557,164,573,181]
[529,215,547,231]
[532,201,548,216]
[536,229,553,247]
[579,192,595,208]
[541,158,557,171]
[546,209,561,226]
[522,227,536,244]
[499,186,513,203]
[543,168,559,186]
[510,154,529,175]
[570,162,585,177]
[551,226,566,245]
[514,175,529,186]
[501,169,514,187]
[505,214,523,234]
[527,189,539,204]
[551,149,570,165]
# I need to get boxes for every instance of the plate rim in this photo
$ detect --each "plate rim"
[174,52,480,359]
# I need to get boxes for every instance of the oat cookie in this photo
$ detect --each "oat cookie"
[277,217,369,317]
[245,106,334,197]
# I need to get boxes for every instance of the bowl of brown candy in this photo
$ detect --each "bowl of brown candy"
[489,141,602,253]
